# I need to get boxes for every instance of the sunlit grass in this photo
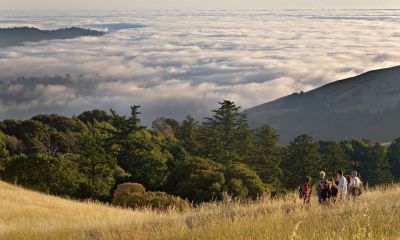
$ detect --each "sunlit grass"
[1,181,400,240]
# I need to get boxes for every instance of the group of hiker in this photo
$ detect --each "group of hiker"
[299,170,363,204]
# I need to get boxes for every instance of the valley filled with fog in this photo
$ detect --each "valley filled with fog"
[0,9,399,123]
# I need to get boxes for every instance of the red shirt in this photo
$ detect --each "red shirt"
[303,182,310,195]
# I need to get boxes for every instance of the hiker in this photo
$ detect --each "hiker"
[336,170,348,200]
[299,176,312,203]
[316,171,328,204]
[323,180,334,204]
[350,171,362,197]
[330,176,339,203]
[346,175,352,200]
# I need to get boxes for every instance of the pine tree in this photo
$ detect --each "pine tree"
[176,115,199,155]
[281,135,321,189]
[76,130,116,200]
[248,125,281,188]
[205,100,242,153]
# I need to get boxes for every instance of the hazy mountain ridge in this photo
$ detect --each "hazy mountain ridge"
[0,27,105,47]
[246,66,400,144]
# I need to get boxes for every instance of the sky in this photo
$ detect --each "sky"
[2,0,400,10]
[1,9,400,123]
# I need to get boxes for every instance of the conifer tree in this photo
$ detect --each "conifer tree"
[281,134,321,188]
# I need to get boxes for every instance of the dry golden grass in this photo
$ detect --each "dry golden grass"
[1,181,400,240]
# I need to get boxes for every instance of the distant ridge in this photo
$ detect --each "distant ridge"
[0,27,105,47]
[245,66,400,144]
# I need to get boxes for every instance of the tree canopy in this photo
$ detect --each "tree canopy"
[0,100,396,207]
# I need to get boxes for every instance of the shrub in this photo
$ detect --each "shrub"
[113,182,189,211]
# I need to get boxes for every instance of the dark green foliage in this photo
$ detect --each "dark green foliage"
[167,156,266,202]
[320,141,350,177]
[340,138,371,170]
[167,156,225,203]
[32,114,87,133]
[359,144,393,185]
[0,101,399,204]
[281,135,321,188]
[0,131,9,172]
[77,110,113,124]
[111,106,170,191]
[118,129,171,191]
[0,120,68,155]
[247,125,281,187]
[387,138,400,181]
[339,139,393,185]
[0,131,9,159]
[113,182,189,211]
[114,165,131,184]
[75,131,116,200]
[2,154,81,196]
[176,116,199,155]
[204,100,245,161]
[223,162,268,199]
[196,125,225,162]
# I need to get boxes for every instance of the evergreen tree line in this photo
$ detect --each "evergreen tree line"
[0,101,398,207]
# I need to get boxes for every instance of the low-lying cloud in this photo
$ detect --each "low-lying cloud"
[0,9,400,124]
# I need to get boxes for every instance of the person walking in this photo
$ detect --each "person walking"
[316,171,328,204]
[350,171,362,197]
[300,176,312,204]
[336,170,348,200]
[330,176,339,203]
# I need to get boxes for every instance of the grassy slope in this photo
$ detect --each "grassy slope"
[1,181,400,240]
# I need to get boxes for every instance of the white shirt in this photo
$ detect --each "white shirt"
[338,176,348,195]
[352,176,362,188]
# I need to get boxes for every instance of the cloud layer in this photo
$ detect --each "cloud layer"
[0,10,400,124]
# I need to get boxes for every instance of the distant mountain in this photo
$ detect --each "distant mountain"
[0,27,105,47]
[245,66,400,144]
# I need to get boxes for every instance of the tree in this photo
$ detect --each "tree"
[247,125,282,188]
[167,156,225,203]
[205,100,242,153]
[76,131,116,200]
[2,154,82,197]
[0,120,69,156]
[281,135,321,188]
[4,135,24,155]
[77,109,113,124]
[110,106,170,191]
[152,118,175,140]
[176,115,199,155]
[118,129,171,191]
[126,105,143,132]
[196,125,225,162]
[32,114,88,133]
[320,141,350,177]
[0,131,9,159]
[387,138,400,181]
[223,162,268,199]
[340,138,370,171]
[235,115,254,161]
[0,131,9,172]
[359,144,393,186]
